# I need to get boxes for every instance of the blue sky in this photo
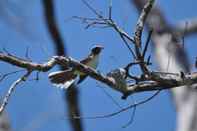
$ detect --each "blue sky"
[0,0,196,131]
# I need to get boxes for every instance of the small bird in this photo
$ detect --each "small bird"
[48,45,104,89]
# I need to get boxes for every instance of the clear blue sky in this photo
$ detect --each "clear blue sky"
[0,0,196,131]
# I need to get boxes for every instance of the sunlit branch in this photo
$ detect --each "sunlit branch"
[0,71,31,114]
[1,52,197,96]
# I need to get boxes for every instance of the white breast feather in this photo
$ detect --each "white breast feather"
[87,55,99,69]
[52,79,75,89]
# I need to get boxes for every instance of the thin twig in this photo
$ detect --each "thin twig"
[0,69,25,82]
[119,33,136,59]
[96,83,122,109]
[67,90,160,119]
[122,101,136,128]
[81,0,103,18]
[79,0,136,58]
[0,71,32,114]
[142,29,153,58]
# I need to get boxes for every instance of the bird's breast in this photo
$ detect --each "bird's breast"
[74,55,99,75]
[86,55,99,69]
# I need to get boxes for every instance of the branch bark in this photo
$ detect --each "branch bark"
[2,53,197,97]
[132,1,197,131]
[0,71,31,114]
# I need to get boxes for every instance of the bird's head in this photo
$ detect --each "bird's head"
[91,45,104,55]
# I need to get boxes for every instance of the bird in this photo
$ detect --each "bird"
[48,45,104,89]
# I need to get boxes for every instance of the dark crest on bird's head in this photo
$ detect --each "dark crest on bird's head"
[91,45,104,54]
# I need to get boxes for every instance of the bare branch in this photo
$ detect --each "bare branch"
[0,71,32,114]
[133,0,155,74]
[54,56,117,87]
[142,29,153,58]
[0,70,25,82]
[122,102,136,128]
[2,53,197,97]
[54,56,197,96]
[75,0,137,58]
[132,1,197,131]
[0,53,56,71]
[134,0,154,47]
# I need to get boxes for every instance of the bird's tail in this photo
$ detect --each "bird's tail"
[48,69,77,89]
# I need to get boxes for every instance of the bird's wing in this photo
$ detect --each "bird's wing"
[75,55,94,84]
[80,55,93,64]
[48,69,76,84]
[52,79,75,89]
[48,69,77,89]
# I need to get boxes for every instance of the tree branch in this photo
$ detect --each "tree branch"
[1,53,197,98]
[132,1,197,131]
[0,71,31,114]
[77,0,155,74]
[133,0,154,74]
[134,0,154,47]
[0,53,56,71]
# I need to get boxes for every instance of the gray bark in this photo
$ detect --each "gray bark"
[133,0,197,131]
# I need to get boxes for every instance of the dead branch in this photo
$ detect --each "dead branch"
[1,53,197,97]
[132,0,197,131]
[0,0,197,109]
[134,0,154,47]
[75,0,155,76]
[74,0,136,58]
[1,1,197,127]
[0,71,31,114]
[0,70,25,82]
[0,53,56,71]
[133,0,154,74]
